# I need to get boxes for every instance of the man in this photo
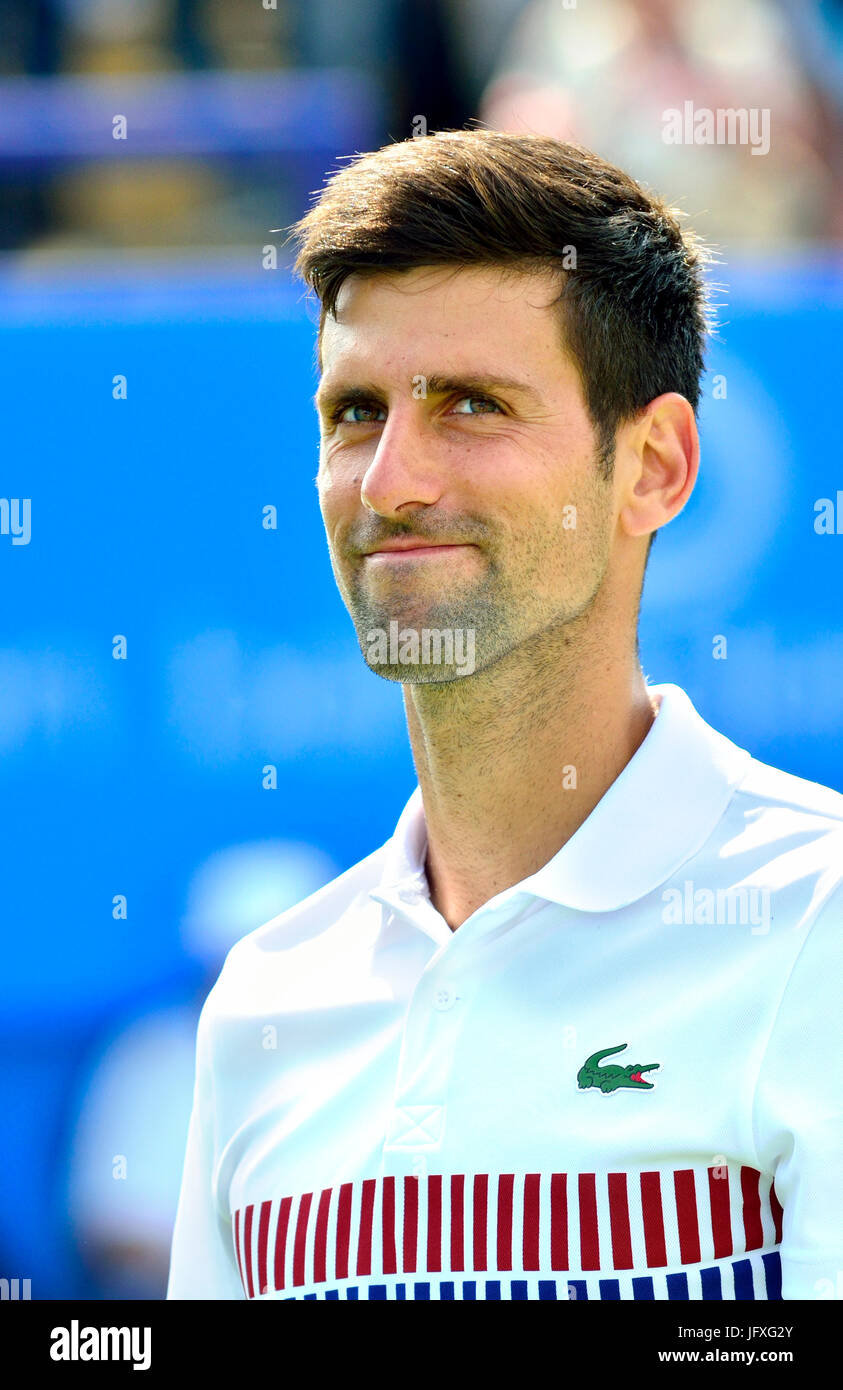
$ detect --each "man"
[167,130,842,1301]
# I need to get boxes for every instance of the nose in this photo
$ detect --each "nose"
[360,409,444,517]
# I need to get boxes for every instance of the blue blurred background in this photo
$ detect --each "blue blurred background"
[1,0,841,1298]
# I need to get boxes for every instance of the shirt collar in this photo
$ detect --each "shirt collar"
[370,683,752,916]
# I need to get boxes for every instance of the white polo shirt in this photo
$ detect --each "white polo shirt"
[167,683,843,1302]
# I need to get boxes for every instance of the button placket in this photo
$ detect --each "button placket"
[382,943,473,1161]
[433,983,458,1011]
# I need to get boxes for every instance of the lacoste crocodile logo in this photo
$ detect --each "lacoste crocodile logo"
[577,1043,660,1094]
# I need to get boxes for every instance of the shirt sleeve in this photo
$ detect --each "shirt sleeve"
[753,873,843,1300]
[166,992,245,1300]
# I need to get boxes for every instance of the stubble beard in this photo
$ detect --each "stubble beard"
[344,555,510,684]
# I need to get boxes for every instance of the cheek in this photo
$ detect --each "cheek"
[319,451,361,505]
[503,471,606,578]
[318,464,366,564]
[317,459,348,526]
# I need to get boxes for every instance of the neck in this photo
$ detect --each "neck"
[402,614,657,930]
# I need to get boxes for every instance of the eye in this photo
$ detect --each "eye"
[450,395,503,416]
[335,402,387,424]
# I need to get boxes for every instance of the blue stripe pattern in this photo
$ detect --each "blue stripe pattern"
[274,1253,782,1300]
[732,1259,754,1299]
[762,1252,782,1299]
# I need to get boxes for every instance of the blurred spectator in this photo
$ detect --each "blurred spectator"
[479,0,843,246]
[66,838,337,1299]
[275,0,527,140]
[0,0,537,255]
[0,2,67,247]
[34,0,293,254]
[52,0,289,73]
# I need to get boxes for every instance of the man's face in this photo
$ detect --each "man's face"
[315,264,619,682]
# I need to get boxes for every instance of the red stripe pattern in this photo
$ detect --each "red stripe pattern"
[674,1168,701,1265]
[608,1173,633,1269]
[640,1170,667,1266]
[232,1164,783,1298]
[708,1165,733,1259]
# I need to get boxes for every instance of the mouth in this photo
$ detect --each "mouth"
[363,543,476,561]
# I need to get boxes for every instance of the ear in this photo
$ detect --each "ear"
[618,392,699,540]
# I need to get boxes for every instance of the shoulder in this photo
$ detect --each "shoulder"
[734,754,843,826]
[723,754,843,923]
[199,842,390,1016]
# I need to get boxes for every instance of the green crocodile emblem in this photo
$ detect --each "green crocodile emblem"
[577,1043,660,1094]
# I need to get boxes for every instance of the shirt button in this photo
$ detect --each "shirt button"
[433,984,458,1011]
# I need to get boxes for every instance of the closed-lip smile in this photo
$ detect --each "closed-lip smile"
[364,539,473,556]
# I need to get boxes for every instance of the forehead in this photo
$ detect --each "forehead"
[319,263,567,374]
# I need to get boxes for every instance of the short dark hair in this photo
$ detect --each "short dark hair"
[287,129,713,542]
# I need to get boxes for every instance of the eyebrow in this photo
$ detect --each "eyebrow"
[313,373,545,415]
